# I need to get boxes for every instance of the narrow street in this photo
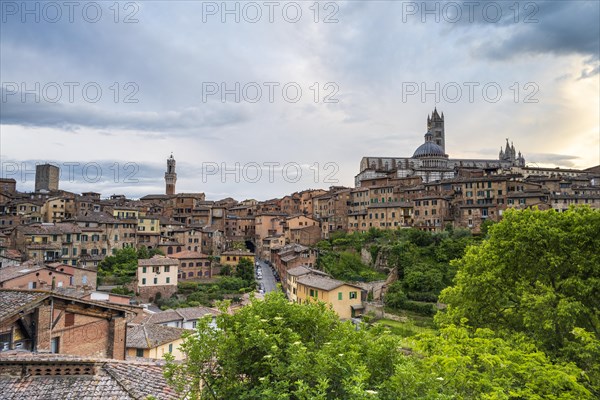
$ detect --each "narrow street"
[256,258,278,294]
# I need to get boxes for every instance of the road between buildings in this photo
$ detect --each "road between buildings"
[256,258,278,294]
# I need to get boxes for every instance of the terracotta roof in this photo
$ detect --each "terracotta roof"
[0,289,132,323]
[3,250,22,260]
[286,265,311,276]
[126,324,185,349]
[0,351,178,399]
[0,264,49,283]
[287,266,329,278]
[202,226,222,233]
[138,255,178,266]
[173,306,220,321]
[140,194,171,200]
[169,250,209,259]
[221,250,254,257]
[158,216,184,225]
[278,243,310,254]
[296,274,360,292]
[72,212,119,224]
[145,306,220,325]
[0,291,47,320]
[18,223,82,235]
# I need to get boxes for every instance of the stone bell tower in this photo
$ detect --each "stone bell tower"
[165,154,177,195]
[426,107,445,153]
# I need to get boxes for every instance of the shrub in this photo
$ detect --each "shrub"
[401,300,436,316]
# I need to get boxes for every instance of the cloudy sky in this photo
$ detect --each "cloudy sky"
[1,0,599,200]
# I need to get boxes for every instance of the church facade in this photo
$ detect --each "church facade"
[356,109,525,186]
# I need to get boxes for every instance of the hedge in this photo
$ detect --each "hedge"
[401,300,436,316]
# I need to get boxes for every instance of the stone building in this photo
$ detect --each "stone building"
[35,164,60,192]
[356,109,526,186]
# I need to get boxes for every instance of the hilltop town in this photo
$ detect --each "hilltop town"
[1,110,599,398]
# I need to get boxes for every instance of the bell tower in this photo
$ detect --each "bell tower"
[165,154,177,195]
[426,107,445,153]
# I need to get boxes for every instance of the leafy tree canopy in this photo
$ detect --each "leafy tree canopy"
[164,292,591,399]
[438,206,600,394]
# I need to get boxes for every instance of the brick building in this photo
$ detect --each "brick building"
[0,290,129,360]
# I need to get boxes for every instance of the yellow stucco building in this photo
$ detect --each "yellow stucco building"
[296,274,364,319]
[220,250,255,266]
[126,324,186,360]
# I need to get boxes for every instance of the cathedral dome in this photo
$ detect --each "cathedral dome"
[413,141,446,158]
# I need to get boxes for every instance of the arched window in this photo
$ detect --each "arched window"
[168,247,173,255]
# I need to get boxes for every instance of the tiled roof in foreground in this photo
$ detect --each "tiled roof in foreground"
[0,351,179,400]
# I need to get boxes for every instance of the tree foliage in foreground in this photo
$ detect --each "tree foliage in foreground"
[164,292,591,399]
[438,206,600,395]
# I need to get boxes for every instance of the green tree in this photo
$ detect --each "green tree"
[234,257,255,286]
[164,292,591,399]
[398,324,592,399]
[438,206,600,394]
[164,292,404,399]
[231,241,248,251]
[97,247,139,285]
[383,281,407,309]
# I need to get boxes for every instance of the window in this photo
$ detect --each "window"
[338,292,342,300]
[136,348,144,357]
[349,291,357,299]
[142,278,146,285]
[153,277,158,284]
[166,277,170,284]
[164,266,170,273]
[64,313,75,327]
[51,337,60,354]
[168,344,173,353]
[142,266,147,273]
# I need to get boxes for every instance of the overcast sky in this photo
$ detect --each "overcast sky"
[1,0,599,200]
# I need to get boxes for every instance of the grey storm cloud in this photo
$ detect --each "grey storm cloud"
[1,1,598,199]
[0,87,248,133]
[1,158,168,197]
[464,1,600,71]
